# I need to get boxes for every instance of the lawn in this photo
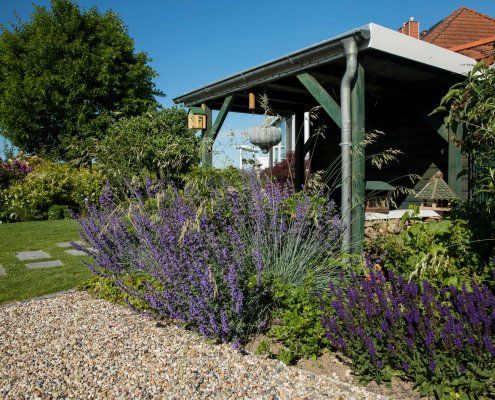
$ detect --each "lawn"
[0,219,91,304]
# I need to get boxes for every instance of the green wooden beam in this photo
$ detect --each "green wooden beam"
[201,103,213,168]
[297,73,342,128]
[206,95,235,141]
[350,61,365,255]
[448,124,463,196]
[201,96,234,168]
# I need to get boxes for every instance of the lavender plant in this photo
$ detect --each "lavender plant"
[322,271,495,398]
[77,172,343,342]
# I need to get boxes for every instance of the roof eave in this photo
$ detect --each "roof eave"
[366,23,476,75]
[173,23,477,107]
[173,26,371,106]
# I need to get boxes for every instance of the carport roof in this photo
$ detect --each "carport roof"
[173,23,476,116]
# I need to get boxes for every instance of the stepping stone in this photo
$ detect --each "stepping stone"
[26,260,63,269]
[65,249,86,256]
[15,250,51,261]
[0,265,5,276]
[55,241,72,248]
[55,241,85,248]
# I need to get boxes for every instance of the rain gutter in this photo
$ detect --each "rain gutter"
[173,27,371,107]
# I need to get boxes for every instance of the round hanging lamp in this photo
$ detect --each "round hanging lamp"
[248,126,282,154]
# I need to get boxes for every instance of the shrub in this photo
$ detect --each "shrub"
[47,204,70,220]
[0,158,31,189]
[364,219,486,287]
[1,159,105,221]
[77,172,343,342]
[268,279,330,363]
[322,271,495,398]
[182,166,247,196]
[264,151,310,186]
[93,107,199,189]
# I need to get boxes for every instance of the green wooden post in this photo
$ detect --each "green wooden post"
[201,95,234,168]
[294,113,305,191]
[297,73,342,128]
[351,61,365,255]
[201,103,212,167]
[448,124,463,196]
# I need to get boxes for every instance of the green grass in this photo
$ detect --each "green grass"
[0,219,92,304]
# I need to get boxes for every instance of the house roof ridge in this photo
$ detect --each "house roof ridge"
[421,7,464,42]
[462,6,495,23]
[421,6,495,60]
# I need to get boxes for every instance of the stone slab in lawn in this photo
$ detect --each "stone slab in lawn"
[64,249,86,256]
[15,250,51,261]
[0,265,6,276]
[26,260,64,269]
[55,241,85,248]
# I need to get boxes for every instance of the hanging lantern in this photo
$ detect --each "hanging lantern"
[248,126,282,154]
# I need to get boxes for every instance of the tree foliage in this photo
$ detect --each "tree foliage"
[436,61,495,260]
[93,107,199,185]
[0,0,163,161]
[438,62,495,156]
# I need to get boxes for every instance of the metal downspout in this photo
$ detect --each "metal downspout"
[340,37,358,254]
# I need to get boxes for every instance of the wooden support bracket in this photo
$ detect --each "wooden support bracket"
[201,95,234,167]
[297,73,342,128]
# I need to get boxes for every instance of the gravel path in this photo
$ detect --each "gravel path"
[0,292,387,399]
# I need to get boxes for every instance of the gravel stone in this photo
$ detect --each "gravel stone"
[0,292,388,399]
[0,265,5,276]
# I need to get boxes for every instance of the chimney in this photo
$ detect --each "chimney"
[399,17,419,39]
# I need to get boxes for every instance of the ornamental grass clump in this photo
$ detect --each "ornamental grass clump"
[321,271,495,399]
[77,172,343,343]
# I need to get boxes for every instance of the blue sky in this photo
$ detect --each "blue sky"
[1,0,495,165]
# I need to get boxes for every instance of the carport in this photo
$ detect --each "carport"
[173,23,475,254]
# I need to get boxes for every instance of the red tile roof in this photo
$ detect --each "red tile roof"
[421,7,495,62]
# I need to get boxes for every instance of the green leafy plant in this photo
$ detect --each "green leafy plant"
[434,61,495,262]
[79,274,152,312]
[92,107,199,190]
[268,280,331,363]
[1,158,105,221]
[47,204,70,220]
[365,219,485,287]
[278,348,297,365]
[255,339,271,356]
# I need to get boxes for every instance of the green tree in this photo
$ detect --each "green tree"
[0,0,164,162]
[93,107,199,186]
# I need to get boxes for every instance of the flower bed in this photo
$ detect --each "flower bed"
[322,271,495,398]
